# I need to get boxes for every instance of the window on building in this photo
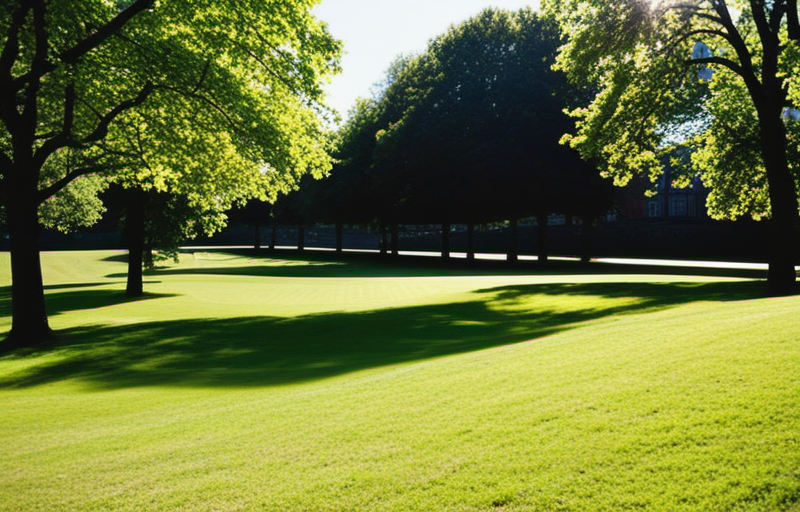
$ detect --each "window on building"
[648,200,661,218]
[669,196,687,217]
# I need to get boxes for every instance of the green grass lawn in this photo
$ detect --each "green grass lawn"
[0,250,798,511]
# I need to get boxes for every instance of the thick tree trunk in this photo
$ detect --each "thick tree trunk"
[759,107,799,295]
[335,222,343,253]
[441,223,450,259]
[5,185,51,346]
[507,217,518,262]
[537,212,549,264]
[125,189,146,297]
[466,222,475,262]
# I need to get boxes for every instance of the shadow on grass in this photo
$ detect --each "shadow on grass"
[481,281,763,308]
[0,286,176,318]
[104,250,594,280]
[0,280,763,389]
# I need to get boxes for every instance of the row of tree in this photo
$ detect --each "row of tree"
[274,8,616,261]
[5,0,800,349]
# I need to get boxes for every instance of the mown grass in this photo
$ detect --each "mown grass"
[0,250,798,511]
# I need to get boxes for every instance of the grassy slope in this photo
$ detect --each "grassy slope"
[0,250,798,511]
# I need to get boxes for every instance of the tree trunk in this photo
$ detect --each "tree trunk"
[125,189,146,297]
[380,225,388,255]
[4,184,51,346]
[537,212,549,264]
[507,217,518,262]
[580,215,593,264]
[270,220,277,250]
[441,222,450,259]
[253,223,261,250]
[466,222,475,262]
[335,222,343,253]
[758,103,799,295]
[297,224,305,251]
[391,222,399,256]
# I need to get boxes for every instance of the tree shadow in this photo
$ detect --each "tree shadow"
[0,280,762,390]
[105,252,594,280]
[0,287,175,319]
[478,280,764,310]
[100,249,769,280]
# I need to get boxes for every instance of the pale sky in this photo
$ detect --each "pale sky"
[312,0,540,121]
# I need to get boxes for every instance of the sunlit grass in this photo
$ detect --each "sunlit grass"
[0,250,798,511]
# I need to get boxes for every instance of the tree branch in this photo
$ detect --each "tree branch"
[20,0,48,134]
[689,56,745,75]
[788,0,800,41]
[80,81,155,145]
[63,82,75,136]
[36,164,116,204]
[33,81,155,167]
[706,0,763,99]
[748,0,778,49]
[157,84,242,133]
[667,27,736,51]
[769,0,786,34]
[191,60,212,95]
[12,0,154,89]
[229,36,299,95]
[0,3,31,82]
[59,0,154,65]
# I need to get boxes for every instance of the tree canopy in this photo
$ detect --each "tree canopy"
[0,0,341,346]
[309,8,613,243]
[549,0,800,294]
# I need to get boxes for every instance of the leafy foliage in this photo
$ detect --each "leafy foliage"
[550,0,800,221]
[309,8,613,230]
[0,0,341,341]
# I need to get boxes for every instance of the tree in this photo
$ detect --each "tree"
[114,186,227,297]
[0,0,340,347]
[368,8,614,257]
[549,0,800,295]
